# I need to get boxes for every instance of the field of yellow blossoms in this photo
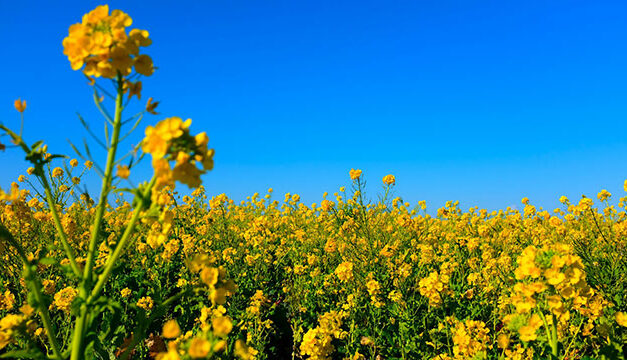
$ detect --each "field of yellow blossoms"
[1,4,627,360]
[1,168,627,359]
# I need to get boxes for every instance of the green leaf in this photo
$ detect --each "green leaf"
[0,349,46,359]
[30,140,44,150]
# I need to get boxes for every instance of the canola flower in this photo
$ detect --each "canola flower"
[13,99,26,113]
[52,287,78,313]
[349,168,362,181]
[62,5,153,78]
[142,117,215,190]
[334,261,354,281]
[300,310,348,360]
[382,174,395,186]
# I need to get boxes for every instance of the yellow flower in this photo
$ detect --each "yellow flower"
[201,267,219,287]
[544,267,566,285]
[62,5,152,78]
[53,287,78,313]
[85,160,94,169]
[597,189,611,201]
[349,168,362,180]
[142,117,212,190]
[497,333,510,349]
[382,174,395,185]
[452,320,490,358]
[366,279,380,297]
[0,313,27,349]
[388,290,402,303]
[121,288,132,298]
[134,54,154,76]
[419,271,449,307]
[518,313,542,342]
[160,117,191,140]
[234,340,258,360]
[14,98,26,113]
[334,261,354,281]
[152,158,174,189]
[116,164,130,179]
[162,319,181,339]
[129,29,152,47]
[156,344,181,360]
[42,279,56,295]
[0,291,16,311]
[210,288,228,305]
[213,340,227,352]
[143,127,169,158]
[52,167,64,178]
[212,316,233,337]
[172,161,203,189]
[136,296,154,311]
[616,312,627,327]
[514,246,541,280]
[188,338,211,358]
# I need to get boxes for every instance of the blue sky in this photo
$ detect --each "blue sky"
[2,0,627,211]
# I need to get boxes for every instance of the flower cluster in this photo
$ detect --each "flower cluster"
[349,168,362,181]
[419,270,451,307]
[153,257,246,360]
[382,174,395,186]
[0,290,16,311]
[0,305,35,350]
[505,243,606,347]
[451,319,490,359]
[366,278,383,308]
[52,287,78,313]
[62,5,153,78]
[300,310,348,360]
[191,255,237,306]
[334,261,354,282]
[136,296,154,311]
[142,117,215,190]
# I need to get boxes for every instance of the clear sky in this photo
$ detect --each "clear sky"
[2,0,627,211]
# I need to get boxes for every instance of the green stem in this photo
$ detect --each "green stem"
[70,75,124,360]
[538,311,558,357]
[69,181,153,360]
[562,318,583,359]
[83,75,125,286]
[0,224,63,359]
[69,304,88,360]
[40,174,82,278]
[88,177,156,303]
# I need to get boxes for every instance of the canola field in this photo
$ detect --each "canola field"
[1,4,627,360]
[2,171,627,359]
